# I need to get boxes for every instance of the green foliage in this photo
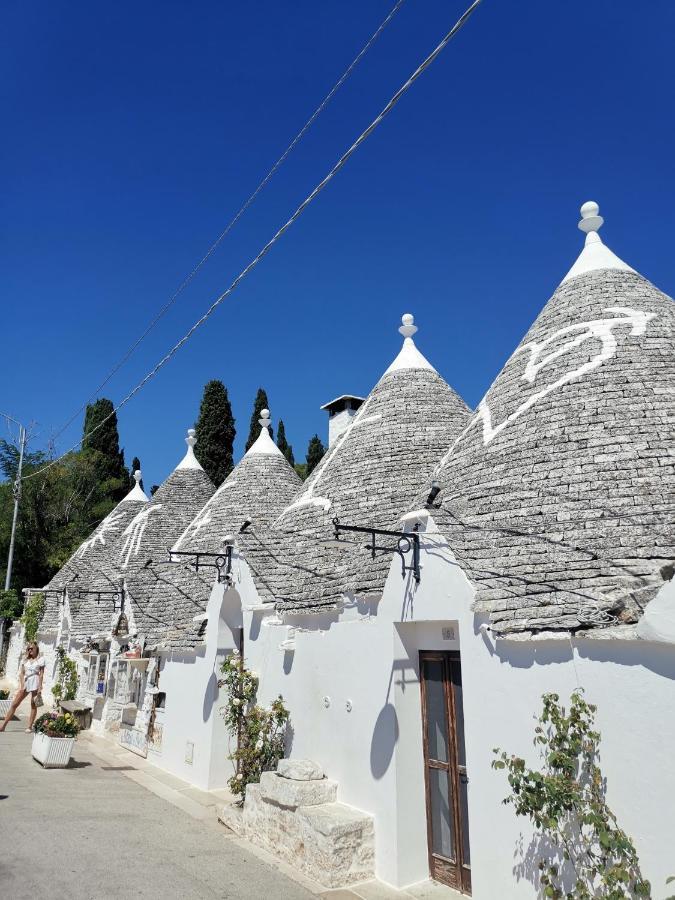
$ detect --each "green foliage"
[276,420,295,467]
[0,588,22,619]
[194,380,236,487]
[0,397,131,596]
[21,592,45,641]
[492,691,650,899]
[245,388,273,451]
[305,434,325,477]
[294,463,307,481]
[34,710,80,737]
[0,689,9,700]
[51,646,79,702]
[219,651,289,798]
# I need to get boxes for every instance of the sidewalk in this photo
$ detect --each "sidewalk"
[0,691,457,900]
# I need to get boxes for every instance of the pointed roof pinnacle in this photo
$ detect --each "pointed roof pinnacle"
[384,313,437,375]
[176,427,204,471]
[561,201,636,284]
[123,469,149,502]
[246,408,284,457]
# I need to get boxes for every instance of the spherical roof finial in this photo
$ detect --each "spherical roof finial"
[578,201,604,234]
[133,470,142,484]
[186,428,197,449]
[399,313,418,339]
[259,409,271,430]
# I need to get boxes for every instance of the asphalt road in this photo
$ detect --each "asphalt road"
[0,714,314,900]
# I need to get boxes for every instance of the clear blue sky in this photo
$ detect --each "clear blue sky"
[2,1,674,487]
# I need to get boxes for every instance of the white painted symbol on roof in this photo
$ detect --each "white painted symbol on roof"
[75,511,126,557]
[119,504,163,568]
[477,306,655,445]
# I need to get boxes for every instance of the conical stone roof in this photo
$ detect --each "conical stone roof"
[241,315,471,611]
[38,472,149,634]
[70,431,215,640]
[135,412,304,652]
[173,410,303,555]
[431,203,675,637]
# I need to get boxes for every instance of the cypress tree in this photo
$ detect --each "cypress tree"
[276,420,295,467]
[130,456,143,491]
[305,435,325,477]
[194,380,236,487]
[81,398,127,500]
[245,388,274,451]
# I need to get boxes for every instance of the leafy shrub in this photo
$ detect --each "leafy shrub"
[21,592,45,642]
[0,689,9,700]
[51,646,79,702]
[34,711,79,738]
[219,650,289,798]
[0,589,22,619]
[493,690,650,899]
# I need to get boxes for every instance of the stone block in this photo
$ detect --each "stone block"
[277,758,324,781]
[259,770,337,808]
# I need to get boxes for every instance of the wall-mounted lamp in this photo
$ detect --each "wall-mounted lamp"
[239,518,252,534]
[331,517,421,583]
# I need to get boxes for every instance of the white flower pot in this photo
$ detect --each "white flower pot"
[0,699,13,718]
[31,732,76,768]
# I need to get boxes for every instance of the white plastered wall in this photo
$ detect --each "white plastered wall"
[237,522,675,897]
[145,582,239,790]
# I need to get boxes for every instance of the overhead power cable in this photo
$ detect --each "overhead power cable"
[24,0,484,483]
[49,0,407,445]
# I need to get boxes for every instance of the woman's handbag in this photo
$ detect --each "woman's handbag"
[33,692,44,708]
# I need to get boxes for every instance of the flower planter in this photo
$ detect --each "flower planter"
[31,731,76,768]
[0,699,13,719]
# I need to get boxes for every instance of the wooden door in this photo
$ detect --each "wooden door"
[419,651,471,893]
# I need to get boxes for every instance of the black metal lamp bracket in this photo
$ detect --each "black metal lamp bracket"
[331,517,420,583]
[168,547,233,584]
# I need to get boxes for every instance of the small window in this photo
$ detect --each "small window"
[86,652,109,695]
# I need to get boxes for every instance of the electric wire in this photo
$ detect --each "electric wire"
[23,0,484,483]
[48,0,408,446]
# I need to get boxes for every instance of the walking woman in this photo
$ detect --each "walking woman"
[0,642,45,732]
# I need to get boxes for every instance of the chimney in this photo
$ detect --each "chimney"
[320,395,365,448]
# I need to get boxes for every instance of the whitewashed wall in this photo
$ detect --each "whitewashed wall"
[236,524,675,897]
[145,584,240,790]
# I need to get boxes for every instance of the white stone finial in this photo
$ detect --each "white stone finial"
[259,409,271,430]
[398,313,418,339]
[578,201,604,234]
[133,470,142,484]
[176,427,203,471]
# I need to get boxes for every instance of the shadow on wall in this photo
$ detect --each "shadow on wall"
[512,831,577,896]
[202,670,219,724]
[370,702,399,780]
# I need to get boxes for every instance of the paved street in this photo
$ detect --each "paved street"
[0,706,313,900]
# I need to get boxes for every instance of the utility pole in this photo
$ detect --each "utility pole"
[4,419,27,591]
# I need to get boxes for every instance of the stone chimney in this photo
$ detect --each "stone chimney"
[320,395,364,448]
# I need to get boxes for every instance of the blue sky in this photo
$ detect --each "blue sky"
[2,0,674,487]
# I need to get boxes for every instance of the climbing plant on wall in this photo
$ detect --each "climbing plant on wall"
[219,650,289,799]
[492,690,650,899]
[21,592,45,642]
[51,646,79,703]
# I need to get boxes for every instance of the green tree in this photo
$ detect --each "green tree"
[81,399,128,506]
[245,388,273,451]
[130,456,143,491]
[194,380,235,487]
[305,435,325,477]
[276,420,295,467]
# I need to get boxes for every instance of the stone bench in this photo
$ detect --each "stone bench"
[219,760,374,888]
[59,700,92,731]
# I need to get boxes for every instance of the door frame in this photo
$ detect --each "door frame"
[419,650,471,894]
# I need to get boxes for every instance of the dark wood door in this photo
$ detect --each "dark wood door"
[420,651,471,894]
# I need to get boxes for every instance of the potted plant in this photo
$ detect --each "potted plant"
[0,689,11,718]
[31,711,80,768]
